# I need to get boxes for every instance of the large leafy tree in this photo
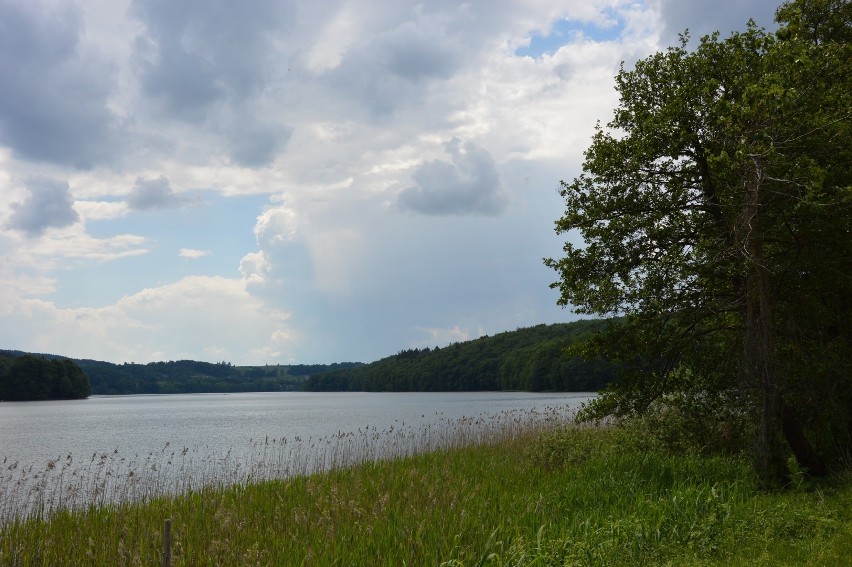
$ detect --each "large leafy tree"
[546,0,851,486]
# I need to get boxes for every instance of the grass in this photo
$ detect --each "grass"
[1,416,850,565]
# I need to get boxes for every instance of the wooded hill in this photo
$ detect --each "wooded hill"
[76,360,363,395]
[0,350,361,396]
[0,353,91,401]
[305,320,618,392]
[2,319,616,396]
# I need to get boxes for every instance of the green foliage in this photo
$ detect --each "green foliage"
[527,425,625,469]
[306,320,619,392]
[0,351,364,395]
[626,390,754,456]
[0,353,91,401]
[545,0,852,483]
[74,359,363,395]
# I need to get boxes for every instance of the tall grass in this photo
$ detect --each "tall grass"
[1,406,574,525]
[2,411,850,565]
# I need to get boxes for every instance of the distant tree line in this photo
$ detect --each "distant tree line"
[305,320,618,392]
[0,353,91,401]
[2,321,615,397]
[76,360,364,395]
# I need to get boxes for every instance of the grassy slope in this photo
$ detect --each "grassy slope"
[2,427,850,565]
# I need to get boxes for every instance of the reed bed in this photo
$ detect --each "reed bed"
[1,405,575,525]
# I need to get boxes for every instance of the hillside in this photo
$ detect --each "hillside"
[0,350,362,396]
[305,319,617,392]
[2,319,616,395]
[76,360,364,395]
[0,353,91,401]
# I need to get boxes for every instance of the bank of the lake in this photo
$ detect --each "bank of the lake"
[1,392,591,525]
[2,424,850,565]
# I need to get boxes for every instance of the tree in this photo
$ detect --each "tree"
[0,355,92,400]
[545,0,851,486]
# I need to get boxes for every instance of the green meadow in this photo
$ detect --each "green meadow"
[2,417,850,566]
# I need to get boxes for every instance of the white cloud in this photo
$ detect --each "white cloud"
[0,265,56,318]
[239,251,271,284]
[254,205,300,246]
[305,3,361,73]
[75,200,129,221]
[415,325,472,347]
[179,248,211,259]
[21,230,149,265]
[0,275,294,364]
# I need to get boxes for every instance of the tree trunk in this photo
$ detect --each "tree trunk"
[746,273,790,487]
[781,402,827,476]
[743,158,790,488]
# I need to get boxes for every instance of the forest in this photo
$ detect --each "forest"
[0,351,362,397]
[0,353,91,401]
[76,359,363,395]
[2,321,614,397]
[305,320,618,392]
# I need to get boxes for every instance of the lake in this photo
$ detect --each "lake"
[1,391,593,521]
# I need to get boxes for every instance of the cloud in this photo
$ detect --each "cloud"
[127,0,296,166]
[6,177,80,236]
[305,228,365,297]
[319,7,470,119]
[130,0,289,119]
[127,176,186,210]
[517,15,627,58]
[650,0,780,43]
[415,325,473,347]
[224,114,292,167]
[304,2,361,73]
[0,1,119,167]
[254,205,300,246]
[239,251,271,284]
[397,139,508,216]
[74,200,130,221]
[379,20,462,81]
[0,275,294,364]
[179,248,211,259]
[15,230,150,266]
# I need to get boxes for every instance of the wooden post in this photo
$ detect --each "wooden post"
[162,518,172,567]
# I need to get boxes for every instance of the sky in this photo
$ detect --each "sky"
[0,0,781,365]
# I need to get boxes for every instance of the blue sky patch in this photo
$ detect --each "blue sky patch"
[53,193,266,308]
[515,14,625,58]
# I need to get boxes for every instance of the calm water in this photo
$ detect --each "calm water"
[0,391,593,465]
[0,391,593,520]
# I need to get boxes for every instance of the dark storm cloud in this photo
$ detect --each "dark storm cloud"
[226,120,293,168]
[398,139,508,216]
[381,21,461,81]
[130,0,290,120]
[7,177,80,237]
[655,0,780,42]
[324,16,464,118]
[129,0,294,165]
[127,176,186,211]
[0,1,118,168]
